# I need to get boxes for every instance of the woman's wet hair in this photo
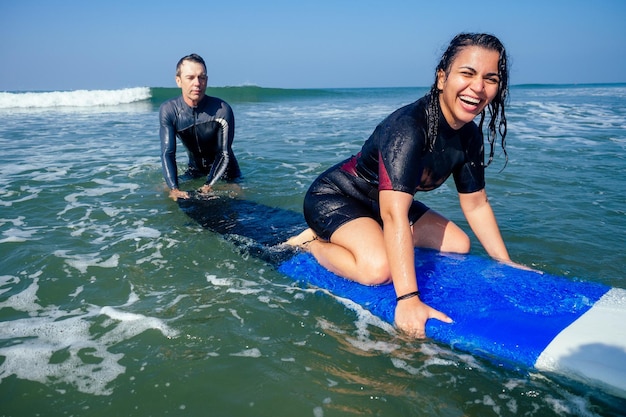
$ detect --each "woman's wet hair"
[427,33,509,167]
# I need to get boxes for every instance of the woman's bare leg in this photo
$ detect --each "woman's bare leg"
[288,218,391,285]
[285,228,318,247]
[286,210,468,286]
[411,210,470,253]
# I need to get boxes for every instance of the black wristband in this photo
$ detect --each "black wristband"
[396,290,421,302]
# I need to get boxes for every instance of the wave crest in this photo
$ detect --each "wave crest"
[0,87,151,109]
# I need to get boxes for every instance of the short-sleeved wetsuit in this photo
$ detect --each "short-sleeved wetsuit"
[160,95,241,190]
[303,95,485,241]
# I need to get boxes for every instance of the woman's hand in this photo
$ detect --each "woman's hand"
[497,258,543,274]
[394,297,452,338]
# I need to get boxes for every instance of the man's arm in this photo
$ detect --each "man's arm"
[159,102,189,199]
[203,103,235,189]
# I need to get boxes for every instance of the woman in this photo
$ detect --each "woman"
[287,33,524,338]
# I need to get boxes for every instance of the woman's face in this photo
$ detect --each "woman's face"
[437,46,501,130]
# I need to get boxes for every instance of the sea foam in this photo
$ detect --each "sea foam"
[0,277,178,396]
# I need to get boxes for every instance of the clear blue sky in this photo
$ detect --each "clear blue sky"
[1,0,625,91]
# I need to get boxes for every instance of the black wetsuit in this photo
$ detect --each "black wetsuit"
[303,95,485,240]
[160,95,241,190]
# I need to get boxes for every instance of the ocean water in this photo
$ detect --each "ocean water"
[1,84,625,416]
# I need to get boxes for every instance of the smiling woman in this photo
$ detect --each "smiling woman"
[286,33,518,338]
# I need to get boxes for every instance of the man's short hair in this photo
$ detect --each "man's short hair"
[176,54,207,77]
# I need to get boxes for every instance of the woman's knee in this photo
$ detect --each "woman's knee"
[414,211,471,254]
[356,256,391,286]
[444,231,470,254]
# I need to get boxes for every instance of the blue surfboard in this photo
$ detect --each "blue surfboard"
[178,193,626,399]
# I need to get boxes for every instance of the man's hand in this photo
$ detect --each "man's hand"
[198,184,212,194]
[169,189,189,201]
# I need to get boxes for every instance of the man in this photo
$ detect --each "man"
[160,54,241,200]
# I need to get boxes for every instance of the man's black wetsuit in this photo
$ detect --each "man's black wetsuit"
[160,95,241,190]
[303,95,486,240]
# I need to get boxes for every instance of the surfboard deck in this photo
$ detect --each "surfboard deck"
[178,193,626,399]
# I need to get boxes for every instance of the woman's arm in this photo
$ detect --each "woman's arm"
[379,190,452,338]
[459,189,510,261]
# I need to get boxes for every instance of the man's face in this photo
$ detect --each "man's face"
[176,60,208,107]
